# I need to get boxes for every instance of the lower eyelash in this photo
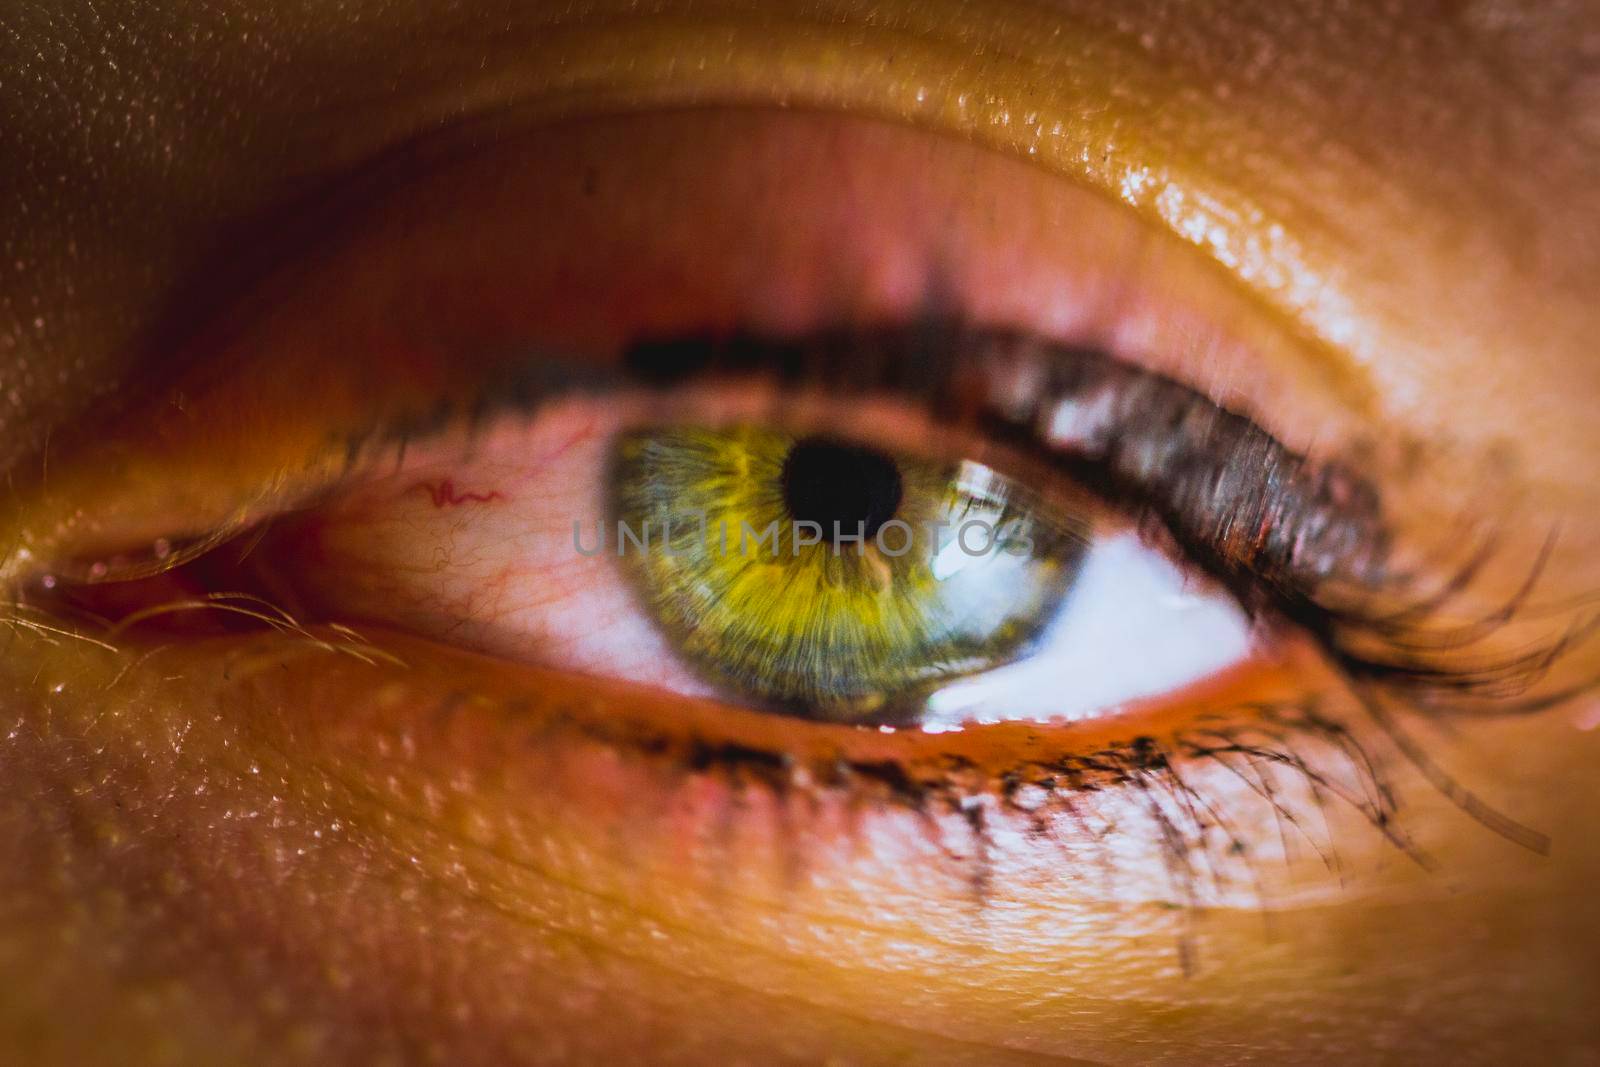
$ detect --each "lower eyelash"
[548,682,1412,898]
[479,547,1560,961]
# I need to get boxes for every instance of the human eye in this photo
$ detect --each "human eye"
[4,18,1599,1065]
[4,114,1397,745]
[194,344,1273,730]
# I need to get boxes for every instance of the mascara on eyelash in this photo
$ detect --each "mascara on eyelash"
[394,319,1394,612]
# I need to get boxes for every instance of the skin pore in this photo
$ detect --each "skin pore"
[2,2,1599,1064]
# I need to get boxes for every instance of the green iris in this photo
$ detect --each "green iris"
[610,426,1089,721]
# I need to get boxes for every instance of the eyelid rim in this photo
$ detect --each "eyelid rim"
[123,619,1314,796]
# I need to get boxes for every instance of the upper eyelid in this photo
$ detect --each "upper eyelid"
[401,321,1392,598]
[21,83,1383,454]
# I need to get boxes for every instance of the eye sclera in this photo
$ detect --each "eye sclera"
[193,371,1260,731]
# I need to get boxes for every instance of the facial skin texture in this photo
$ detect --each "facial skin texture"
[2,2,1599,1065]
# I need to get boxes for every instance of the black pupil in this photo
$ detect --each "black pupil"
[780,436,904,540]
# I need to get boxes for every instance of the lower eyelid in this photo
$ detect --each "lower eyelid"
[67,621,1351,911]
[13,599,1561,1063]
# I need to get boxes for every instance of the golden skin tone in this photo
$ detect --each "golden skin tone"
[2,2,1599,1064]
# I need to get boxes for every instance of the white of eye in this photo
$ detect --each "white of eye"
[921,532,1255,727]
[290,402,1258,727]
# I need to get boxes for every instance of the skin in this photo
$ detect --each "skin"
[2,2,1598,1064]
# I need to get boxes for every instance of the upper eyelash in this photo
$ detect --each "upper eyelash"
[358,318,1397,621]
[406,316,1395,627]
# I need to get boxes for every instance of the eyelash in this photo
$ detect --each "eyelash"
[351,319,1392,612]
[24,316,1585,941]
